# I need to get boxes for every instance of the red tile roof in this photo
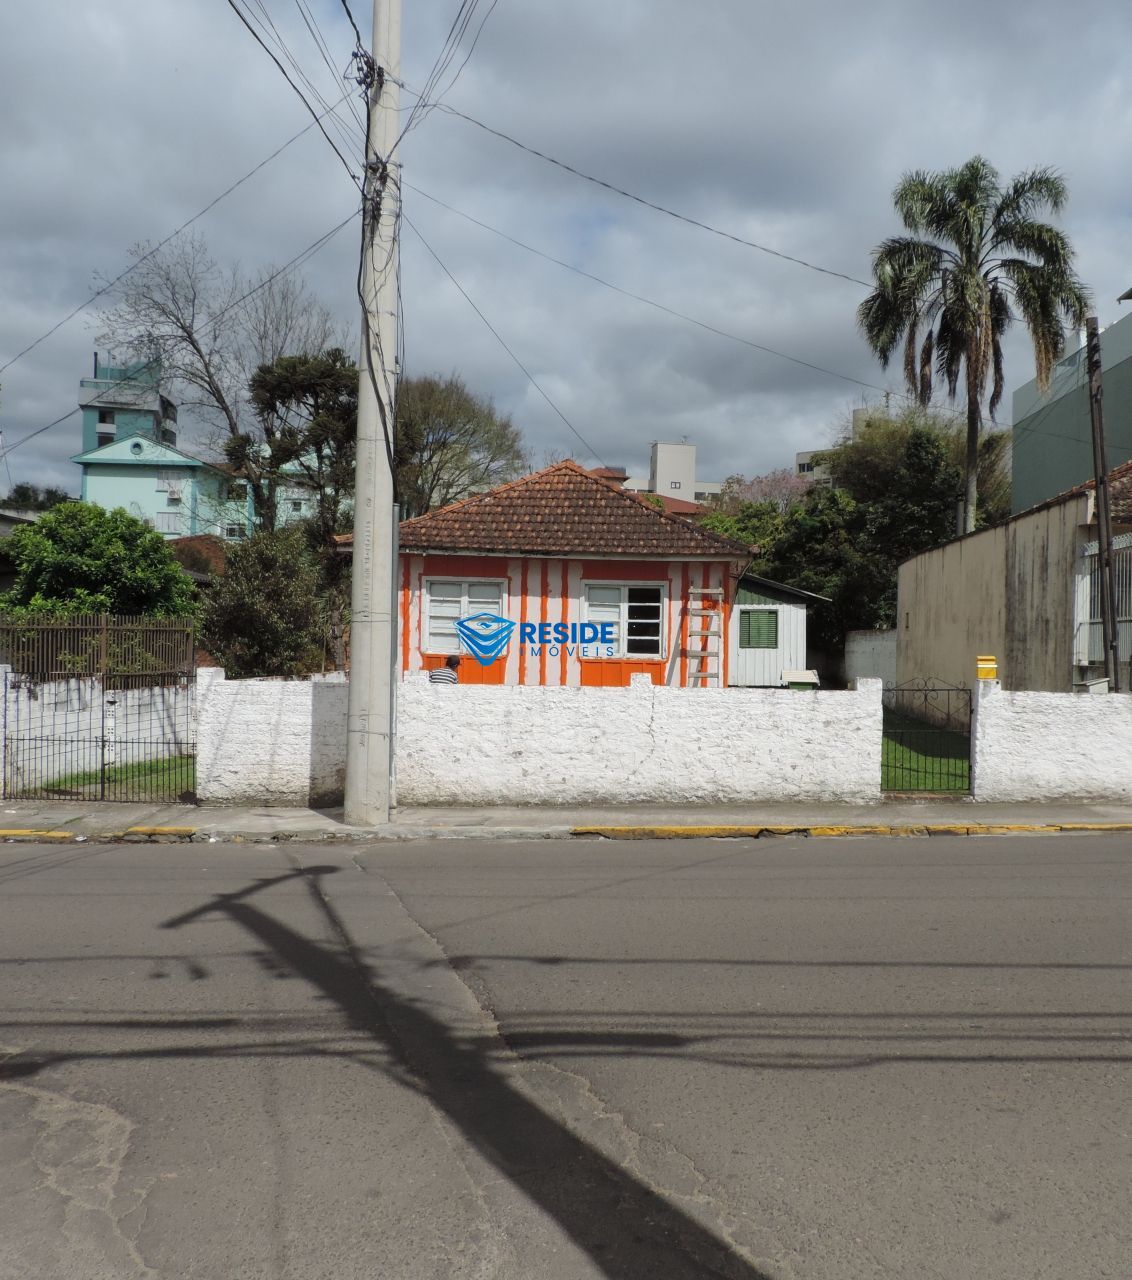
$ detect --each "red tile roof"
[1105,460,1132,524]
[169,534,228,576]
[391,460,748,558]
[642,493,704,517]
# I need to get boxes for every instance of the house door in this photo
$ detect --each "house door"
[731,606,782,686]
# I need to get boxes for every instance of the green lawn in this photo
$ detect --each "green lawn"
[45,753,196,800]
[882,712,970,792]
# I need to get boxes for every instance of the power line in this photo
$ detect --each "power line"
[406,181,1090,450]
[403,214,608,467]
[336,0,363,48]
[0,95,353,378]
[225,0,362,185]
[294,0,367,136]
[394,1,498,155]
[420,0,500,118]
[399,87,872,288]
[241,0,365,164]
[2,213,358,463]
[406,182,887,396]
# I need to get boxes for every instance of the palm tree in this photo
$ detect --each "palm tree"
[858,156,1089,532]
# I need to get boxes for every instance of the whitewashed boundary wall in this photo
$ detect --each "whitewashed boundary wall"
[972,680,1132,802]
[843,630,897,688]
[395,675,884,805]
[195,668,349,806]
[0,667,190,793]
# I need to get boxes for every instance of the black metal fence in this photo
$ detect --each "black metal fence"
[0,615,196,803]
[882,679,972,793]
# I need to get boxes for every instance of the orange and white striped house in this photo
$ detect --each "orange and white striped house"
[394,461,751,687]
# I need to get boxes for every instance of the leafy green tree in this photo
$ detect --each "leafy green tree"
[199,528,327,678]
[2,503,195,617]
[820,408,1011,530]
[395,375,528,518]
[699,500,785,557]
[764,415,1010,659]
[763,488,890,656]
[2,483,73,511]
[858,156,1089,532]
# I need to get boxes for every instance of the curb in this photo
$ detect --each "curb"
[0,825,575,845]
[2,822,1132,846]
[569,822,1132,840]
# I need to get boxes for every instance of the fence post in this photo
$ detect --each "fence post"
[969,677,998,801]
[0,663,8,801]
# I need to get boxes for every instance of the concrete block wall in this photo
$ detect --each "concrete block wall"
[395,675,884,805]
[972,680,1132,802]
[843,630,897,687]
[195,668,349,806]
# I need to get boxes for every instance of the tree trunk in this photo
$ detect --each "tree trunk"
[963,363,981,534]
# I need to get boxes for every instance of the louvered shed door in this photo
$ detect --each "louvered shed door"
[732,606,782,686]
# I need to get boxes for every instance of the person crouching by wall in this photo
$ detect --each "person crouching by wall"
[429,654,461,685]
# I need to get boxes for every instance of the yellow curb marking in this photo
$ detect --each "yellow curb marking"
[0,829,77,841]
[571,825,763,840]
[571,822,1132,841]
[1055,823,1132,833]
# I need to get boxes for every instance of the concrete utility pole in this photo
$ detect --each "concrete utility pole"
[1085,316,1121,693]
[344,0,401,824]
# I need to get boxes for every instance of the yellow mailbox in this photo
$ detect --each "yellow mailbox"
[976,655,998,681]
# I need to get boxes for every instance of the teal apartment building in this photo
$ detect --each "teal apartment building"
[72,354,313,539]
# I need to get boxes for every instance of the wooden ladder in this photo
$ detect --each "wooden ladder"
[685,587,723,687]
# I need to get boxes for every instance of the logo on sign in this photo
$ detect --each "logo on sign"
[454,613,618,667]
[454,612,517,666]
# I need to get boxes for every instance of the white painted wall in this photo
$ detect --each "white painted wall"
[844,630,897,687]
[0,667,192,794]
[395,674,884,805]
[729,602,807,686]
[195,668,349,805]
[971,680,1132,802]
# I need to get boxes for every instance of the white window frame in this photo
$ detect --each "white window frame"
[424,578,507,655]
[154,510,184,535]
[581,582,667,659]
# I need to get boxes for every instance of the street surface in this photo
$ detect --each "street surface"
[1,835,1130,1278]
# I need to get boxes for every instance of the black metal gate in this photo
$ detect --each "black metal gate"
[0,615,196,803]
[882,679,971,793]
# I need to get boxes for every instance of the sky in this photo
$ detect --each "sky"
[1,0,1130,497]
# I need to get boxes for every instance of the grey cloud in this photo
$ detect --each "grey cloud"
[1,0,1127,499]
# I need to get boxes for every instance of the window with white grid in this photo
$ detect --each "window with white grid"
[425,580,505,654]
[583,584,664,657]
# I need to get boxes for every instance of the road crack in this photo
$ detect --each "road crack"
[1,1056,156,1278]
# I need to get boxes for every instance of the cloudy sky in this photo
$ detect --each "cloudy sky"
[1,0,1130,496]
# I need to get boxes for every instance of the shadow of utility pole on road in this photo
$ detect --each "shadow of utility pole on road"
[161,864,774,1280]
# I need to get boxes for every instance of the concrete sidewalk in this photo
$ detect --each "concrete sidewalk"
[3,796,1132,843]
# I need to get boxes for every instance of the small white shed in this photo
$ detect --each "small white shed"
[728,574,827,687]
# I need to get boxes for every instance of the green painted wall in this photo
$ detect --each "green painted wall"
[1011,313,1132,514]
[735,583,801,607]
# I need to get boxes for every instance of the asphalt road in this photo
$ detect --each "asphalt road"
[1,835,1130,1279]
